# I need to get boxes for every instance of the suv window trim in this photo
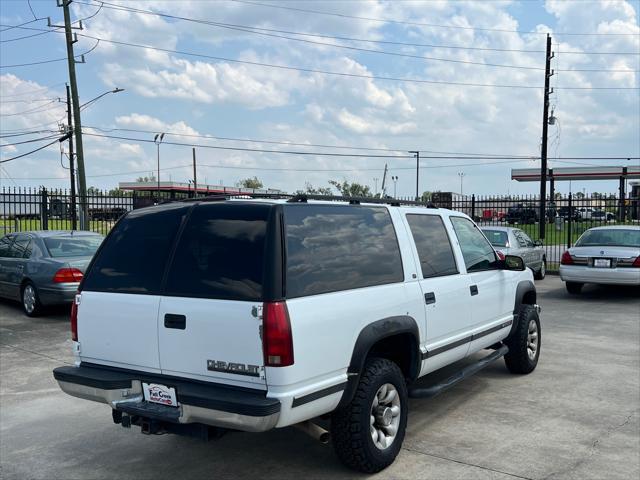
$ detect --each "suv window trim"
[405,213,459,279]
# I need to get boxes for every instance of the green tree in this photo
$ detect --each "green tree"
[87,186,103,196]
[574,191,585,199]
[295,182,333,196]
[136,173,156,182]
[328,180,372,197]
[237,176,263,189]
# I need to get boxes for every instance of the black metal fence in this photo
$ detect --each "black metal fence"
[2,187,638,273]
[431,192,639,272]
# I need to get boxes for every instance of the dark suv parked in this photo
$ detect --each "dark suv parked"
[506,204,539,224]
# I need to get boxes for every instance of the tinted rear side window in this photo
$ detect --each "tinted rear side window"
[284,205,403,298]
[406,214,458,278]
[164,203,270,301]
[82,204,189,294]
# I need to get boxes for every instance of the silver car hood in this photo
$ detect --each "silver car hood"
[568,246,640,259]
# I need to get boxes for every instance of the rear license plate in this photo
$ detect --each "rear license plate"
[593,258,611,268]
[142,382,178,407]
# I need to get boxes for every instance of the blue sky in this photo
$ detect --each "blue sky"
[1,0,638,196]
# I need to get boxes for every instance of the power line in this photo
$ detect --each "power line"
[70,1,640,72]
[0,129,59,139]
[0,17,45,33]
[1,97,58,103]
[0,137,60,163]
[70,32,640,90]
[81,131,639,162]
[71,1,543,70]
[82,132,414,158]
[0,116,66,134]
[230,0,640,36]
[0,134,60,147]
[0,100,63,117]
[80,124,556,158]
[0,38,99,69]
[0,81,66,98]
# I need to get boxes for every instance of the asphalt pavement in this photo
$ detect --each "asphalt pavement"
[1,276,639,479]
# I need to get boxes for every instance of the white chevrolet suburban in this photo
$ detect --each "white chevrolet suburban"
[53,195,541,473]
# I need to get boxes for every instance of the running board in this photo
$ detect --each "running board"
[408,345,509,399]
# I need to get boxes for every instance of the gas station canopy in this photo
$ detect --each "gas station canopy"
[512,166,640,182]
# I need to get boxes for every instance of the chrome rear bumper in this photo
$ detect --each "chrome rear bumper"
[54,365,280,433]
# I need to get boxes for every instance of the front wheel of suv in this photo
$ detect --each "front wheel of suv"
[331,358,408,473]
[504,305,541,374]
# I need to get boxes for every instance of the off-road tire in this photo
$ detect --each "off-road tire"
[504,305,540,374]
[534,258,546,280]
[21,281,43,317]
[331,358,408,473]
[566,282,583,294]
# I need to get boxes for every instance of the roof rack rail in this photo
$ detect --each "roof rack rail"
[164,192,436,208]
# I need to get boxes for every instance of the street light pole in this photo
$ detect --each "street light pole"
[154,133,165,201]
[458,172,466,195]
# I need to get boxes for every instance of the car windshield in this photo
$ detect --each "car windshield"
[43,235,103,257]
[575,229,640,248]
[482,230,509,247]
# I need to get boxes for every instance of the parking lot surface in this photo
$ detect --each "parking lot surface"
[1,276,638,480]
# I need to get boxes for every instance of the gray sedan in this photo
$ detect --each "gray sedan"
[559,226,640,294]
[0,231,103,316]
[481,226,547,280]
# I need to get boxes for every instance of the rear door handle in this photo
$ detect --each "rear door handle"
[164,314,186,330]
[470,285,479,296]
[424,292,436,305]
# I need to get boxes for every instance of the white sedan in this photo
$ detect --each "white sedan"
[559,226,640,294]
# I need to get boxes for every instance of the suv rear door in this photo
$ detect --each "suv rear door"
[78,204,190,372]
[157,202,273,388]
[403,213,472,373]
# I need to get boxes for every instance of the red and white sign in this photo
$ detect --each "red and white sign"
[142,383,178,407]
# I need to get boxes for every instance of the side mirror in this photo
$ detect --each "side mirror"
[501,255,526,271]
[534,240,543,247]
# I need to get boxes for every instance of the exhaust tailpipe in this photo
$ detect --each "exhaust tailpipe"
[294,421,330,444]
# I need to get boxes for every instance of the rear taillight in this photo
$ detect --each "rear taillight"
[262,301,294,367]
[561,251,573,265]
[53,268,84,283]
[71,294,80,341]
[496,251,505,261]
[632,256,640,268]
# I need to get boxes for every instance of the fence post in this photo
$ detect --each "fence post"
[567,192,572,248]
[619,169,627,222]
[471,194,476,220]
[40,187,49,231]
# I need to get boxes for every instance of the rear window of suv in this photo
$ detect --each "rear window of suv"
[164,203,270,301]
[284,204,403,298]
[82,204,190,294]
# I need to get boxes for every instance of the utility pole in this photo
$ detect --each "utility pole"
[380,163,388,197]
[410,151,420,201]
[539,34,554,240]
[60,0,88,230]
[65,84,77,230]
[192,148,197,197]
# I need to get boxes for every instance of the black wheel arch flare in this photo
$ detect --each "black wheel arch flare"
[338,315,420,408]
